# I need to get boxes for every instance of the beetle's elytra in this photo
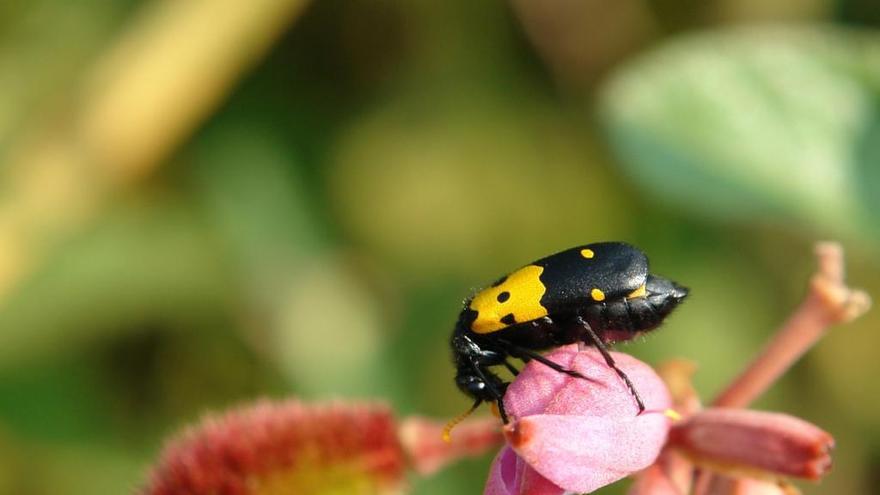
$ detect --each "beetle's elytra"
[447,242,688,434]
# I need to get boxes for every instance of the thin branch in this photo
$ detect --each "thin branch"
[712,242,871,408]
[79,0,311,182]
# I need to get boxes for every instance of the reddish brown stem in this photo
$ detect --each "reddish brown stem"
[399,416,503,476]
[713,242,870,408]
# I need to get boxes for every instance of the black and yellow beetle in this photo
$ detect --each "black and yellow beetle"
[448,242,688,431]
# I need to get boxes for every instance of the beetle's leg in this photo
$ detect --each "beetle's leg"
[575,316,646,413]
[496,339,596,382]
[503,360,520,376]
[496,383,510,423]
[470,362,510,423]
[495,398,509,424]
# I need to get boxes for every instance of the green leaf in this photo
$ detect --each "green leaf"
[599,26,880,242]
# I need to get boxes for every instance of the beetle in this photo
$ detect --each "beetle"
[446,242,688,433]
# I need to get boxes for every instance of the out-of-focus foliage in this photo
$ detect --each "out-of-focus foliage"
[601,26,880,242]
[0,1,878,494]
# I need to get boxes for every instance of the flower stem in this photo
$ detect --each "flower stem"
[712,242,871,408]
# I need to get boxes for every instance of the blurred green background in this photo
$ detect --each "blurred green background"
[1,1,879,493]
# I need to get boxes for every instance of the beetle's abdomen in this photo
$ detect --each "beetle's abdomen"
[582,274,688,342]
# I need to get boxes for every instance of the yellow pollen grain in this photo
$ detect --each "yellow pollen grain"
[580,248,594,259]
[664,409,682,421]
[591,288,605,301]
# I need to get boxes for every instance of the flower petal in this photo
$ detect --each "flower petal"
[505,345,672,420]
[497,346,673,493]
[670,408,834,480]
[505,412,670,493]
[484,447,564,495]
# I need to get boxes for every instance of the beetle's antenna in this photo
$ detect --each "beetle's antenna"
[442,399,482,442]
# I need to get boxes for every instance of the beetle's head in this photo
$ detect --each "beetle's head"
[444,366,501,441]
[450,333,503,401]
[455,365,505,403]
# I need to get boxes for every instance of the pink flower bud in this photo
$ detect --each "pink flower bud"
[484,446,567,495]
[485,345,673,494]
[669,408,834,480]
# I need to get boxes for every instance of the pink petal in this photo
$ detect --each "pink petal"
[505,345,671,420]
[484,447,564,495]
[497,346,673,493]
[505,412,670,493]
[670,408,834,480]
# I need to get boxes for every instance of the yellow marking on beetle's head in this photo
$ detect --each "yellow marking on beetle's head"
[626,283,647,299]
[580,248,595,259]
[591,288,606,301]
[469,265,547,333]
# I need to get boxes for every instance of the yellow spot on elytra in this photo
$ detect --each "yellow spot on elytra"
[591,288,605,301]
[470,265,548,333]
[580,248,594,259]
[664,409,682,421]
[627,283,647,299]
